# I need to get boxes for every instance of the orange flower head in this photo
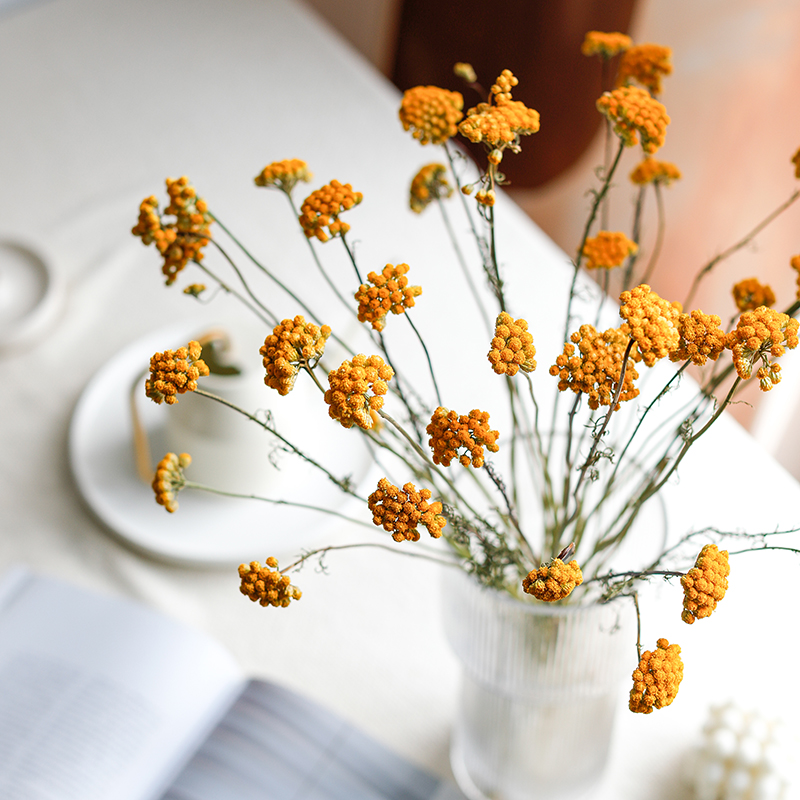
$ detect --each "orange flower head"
[453,62,477,84]
[581,31,632,59]
[550,324,640,410]
[629,158,681,186]
[427,407,499,468]
[324,354,394,429]
[681,544,730,624]
[629,638,684,713]
[399,85,464,145]
[152,452,191,513]
[409,163,452,213]
[522,558,583,602]
[615,43,673,95]
[254,159,312,195]
[355,263,422,332]
[238,558,302,608]
[260,316,331,396]
[367,478,446,541]
[669,310,727,366]
[597,86,669,154]
[298,180,362,242]
[732,278,776,312]
[619,284,681,367]
[488,312,536,376]
[145,340,209,405]
[582,230,638,270]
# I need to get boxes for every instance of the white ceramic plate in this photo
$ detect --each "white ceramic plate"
[68,325,373,566]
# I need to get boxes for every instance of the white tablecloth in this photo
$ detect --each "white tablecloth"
[1,1,799,797]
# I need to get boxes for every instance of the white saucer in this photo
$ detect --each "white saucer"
[68,325,373,566]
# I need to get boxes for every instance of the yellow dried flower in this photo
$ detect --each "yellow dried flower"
[732,278,776,312]
[183,283,206,297]
[325,354,394,429]
[681,544,730,624]
[791,147,800,178]
[596,86,670,154]
[791,255,800,299]
[453,62,477,84]
[399,85,464,146]
[475,189,496,207]
[367,478,446,542]
[726,306,799,390]
[669,310,727,366]
[615,43,673,95]
[152,452,191,513]
[260,315,331,396]
[629,158,681,186]
[582,230,638,270]
[549,324,640,411]
[522,558,583,602]
[132,177,213,285]
[427,407,499,468]
[629,638,684,714]
[619,284,681,367]
[238,558,302,608]
[409,163,452,213]
[581,31,632,59]
[145,340,209,405]
[488,312,536,376]
[354,263,422,332]
[254,159,312,195]
[298,180,363,242]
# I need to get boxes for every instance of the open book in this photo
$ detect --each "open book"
[0,566,463,800]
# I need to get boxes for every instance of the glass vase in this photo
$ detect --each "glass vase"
[441,567,634,800]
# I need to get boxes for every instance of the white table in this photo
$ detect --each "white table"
[1,1,799,797]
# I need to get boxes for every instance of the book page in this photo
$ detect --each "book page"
[0,567,245,800]
[161,679,465,800]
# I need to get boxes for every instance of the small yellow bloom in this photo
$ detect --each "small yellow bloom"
[254,159,312,195]
[581,31,632,59]
[615,43,673,95]
[791,254,800,299]
[619,284,681,367]
[183,283,206,297]
[399,85,464,146]
[354,263,422,332]
[368,478,446,541]
[669,310,727,366]
[260,316,331,396]
[453,62,477,84]
[152,452,191,513]
[409,163,452,213]
[487,312,536,376]
[298,180,362,242]
[426,407,499,468]
[324,354,394,429]
[145,341,209,405]
[582,231,638,270]
[732,278,776,312]
[681,544,730,624]
[629,638,683,714]
[522,558,583,602]
[791,147,800,179]
[238,558,302,608]
[629,158,681,186]
[597,86,670,154]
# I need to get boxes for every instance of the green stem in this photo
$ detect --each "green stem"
[405,313,442,406]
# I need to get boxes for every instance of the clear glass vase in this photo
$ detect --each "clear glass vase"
[441,567,635,800]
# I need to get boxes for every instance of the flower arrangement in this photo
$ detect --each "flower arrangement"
[135,31,800,716]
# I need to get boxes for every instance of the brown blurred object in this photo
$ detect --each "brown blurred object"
[391,0,638,188]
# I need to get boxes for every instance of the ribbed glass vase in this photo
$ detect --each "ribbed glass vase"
[442,567,634,800]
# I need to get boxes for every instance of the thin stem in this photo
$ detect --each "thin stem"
[640,181,666,285]
[192,261,274,327]
[405,313,442,406]
[340,234,364,286]
[283,542,461,573]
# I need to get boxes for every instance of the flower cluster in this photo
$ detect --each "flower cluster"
[298,180,363,242]
[522,558,583,602]
[132,177,213,285]
[732,278,776,312]
[260,316,331,396]
[629,638,684,714]
[487,312,536,376]
[145,341,209,405]
[581,30,632,58]
[427,407,499,468]
[254,159,312,195]
[582,231,638,270]
[398,85,464,146]
[681,544,730,624]
[409,163,452,213]
[238,558,302,608]
[629,158,681,186]
[550,325,640,411]
[619,284,681,367]
[354,263,422,331]
[615,43,673,95]
[597,86,670,154]
[726,306,799,389]
[367,478,446,542]
[152,452,191,513]
[669,310,727,366]
[324,354,394,429]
